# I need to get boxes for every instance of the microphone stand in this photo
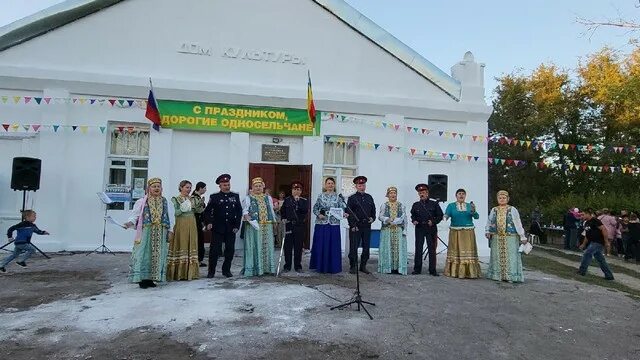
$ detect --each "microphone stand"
[330,194,375,319]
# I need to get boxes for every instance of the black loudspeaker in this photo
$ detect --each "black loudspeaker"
[428,174,448,202]
[11,157,42,191]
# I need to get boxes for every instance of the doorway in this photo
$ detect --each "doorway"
[248,163,313,248]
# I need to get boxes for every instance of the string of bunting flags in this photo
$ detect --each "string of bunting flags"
[321,112,640,156]
[490,136,640,155]
[324,136,640,175]
[0,94,147,108]
[0,124,147,134]
[321,112,489,143]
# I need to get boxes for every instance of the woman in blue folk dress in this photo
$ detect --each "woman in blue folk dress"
[309,177,345,274]
[377,186,408,275]
[242,177,277,277]
[485,190,528,283]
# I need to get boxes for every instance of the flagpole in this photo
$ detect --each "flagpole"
[308,69,316,137]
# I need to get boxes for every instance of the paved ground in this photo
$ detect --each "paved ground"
[0,250,638,360]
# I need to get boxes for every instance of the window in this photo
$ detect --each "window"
[323,137,358,195]
[105,124,150,210]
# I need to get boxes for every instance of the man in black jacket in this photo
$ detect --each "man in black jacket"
[410,183,444,276]
[281,181,309,272]
[204,174,242,278]
[347,176,376,274]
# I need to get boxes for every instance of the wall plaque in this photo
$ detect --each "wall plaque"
[262,144,289,162]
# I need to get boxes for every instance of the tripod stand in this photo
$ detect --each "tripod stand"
[0,190,50,259]
[330,194,376,319]
[423,236,448,260]
[88,193,115,255]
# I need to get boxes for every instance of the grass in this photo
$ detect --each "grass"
[535,246,640,279]
[523,254,640,301]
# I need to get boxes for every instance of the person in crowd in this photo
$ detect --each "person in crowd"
[620,214,631,260]
[167,180,199,281]
[485,190,528,283]
[191,181,207,267]
[347,176,377,274]
[598,208,617,256]
[242,177,277,276]
[1,210,49,273]
[626,213,640,263]
[377,186,408,275]
[203,174,242,278]
[443,189,481,279]
[281,181,308,273]
[124,178,172,288]
[410,183,444,276]
[563,208,580,250]
[577,208,614,280]
[309,177,345,274]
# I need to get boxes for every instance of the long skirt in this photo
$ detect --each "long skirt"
[444,228,481,279]
[486,234,524,283]
[166,214,200,281]
[309,224,342,274]
[378,226,407,275]
[129,224,169,283]
[243,222,276,277]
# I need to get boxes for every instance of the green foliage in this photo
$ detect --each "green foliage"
[489,48,640,221]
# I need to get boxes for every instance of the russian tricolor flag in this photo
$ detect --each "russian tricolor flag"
[145,89,161,131]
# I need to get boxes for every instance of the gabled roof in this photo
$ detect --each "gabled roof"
[0,0,462,100]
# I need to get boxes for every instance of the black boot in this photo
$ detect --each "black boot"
[349,266,357,274]
[146,280,157,288]
[138,282,149,289]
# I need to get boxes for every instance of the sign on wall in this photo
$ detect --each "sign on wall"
[158,100,320,136]
[261,144,290,162]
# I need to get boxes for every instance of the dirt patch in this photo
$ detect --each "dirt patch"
[0,328,212,360]
[259,339,382,360]
[0,270,110,311]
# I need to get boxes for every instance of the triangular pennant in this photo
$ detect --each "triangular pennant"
[22,125,30,132]
[597,166,603,172]
[459,134,464,139]
[1,96,8,104]
[467,155,472,161]
[13,96,21,104]
[570,144,576,150]
[407,126,412,132]
[72,125,78,131]
[80,126,88,134]
[44,97,51,104]
[393,124,400,131]
[109,99,117,106]
[118,99,126,106]
[413,127,419,133]
[374,144,380,150]
[127,126,135,133]
[473,156,479,162]
[11,124,19,131]
[395,146,401,151]
[500,159,506,165]
[53,125,60,132]
[382,122,387,128]
[452,132,457,138]
[72,98,78,104]
[90,99,97,105]
[32,125,41,132]
[438,131,444,137]
[603,165,610,172]
[493,158,500,165]
[2,124,9,131]
[34,97,42,105]
[472,135,478,142]
[580,164,587,171]
[388,145,394,151]
[422,129,428,134]
[506,159,514,166]
[79,98,87,105]
[410,148,416,155]
[488,157,493,163]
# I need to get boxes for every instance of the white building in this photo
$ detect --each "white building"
[0,0,492,255]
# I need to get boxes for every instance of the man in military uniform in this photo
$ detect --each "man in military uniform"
[281,181,309,273]
[410,183,444,276]
[347,176,376,274]
[204,174,242,278]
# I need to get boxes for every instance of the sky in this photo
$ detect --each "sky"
[1,0,637,98]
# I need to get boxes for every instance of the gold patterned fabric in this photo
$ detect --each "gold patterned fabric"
[496,205,509,281]
[166,196,199,281]
[444,229,481,278]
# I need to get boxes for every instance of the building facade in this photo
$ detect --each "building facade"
[0,0,492,254]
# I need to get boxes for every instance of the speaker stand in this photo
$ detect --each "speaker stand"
[0,190,50,259]
[87,198,115,255]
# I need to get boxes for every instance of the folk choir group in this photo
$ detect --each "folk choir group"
[125,174,530,289]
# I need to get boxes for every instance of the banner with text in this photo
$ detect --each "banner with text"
[158,100,320,136]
